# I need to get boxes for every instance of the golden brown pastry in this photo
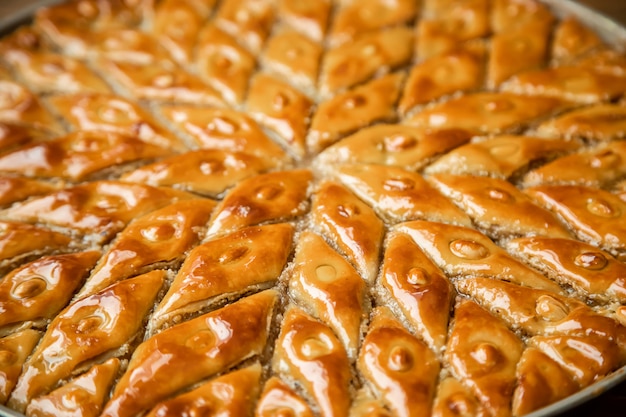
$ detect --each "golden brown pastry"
[522,141,626,188]
[79,199,217,298]
[8,270,165,412]
[429,174,572,239]
[0,221,71,267]
[100,60,225,106]
[512,347,579,416]
[502,66,626,104]
[158,105,288,164]
[432,377,487,417]
[397,221,563,292]
[262,29,322,94]
[193,24,256,106]
[0,81,62,133]
[152,0,214,65]
[456,277,626,351]
[526,185,626,259]
[120,149,275,197]
[487,23,549,88]
[577,48,626,77]
[246,73,313,158]
[288,231,367,359]
[4,181,196,243]
[3,51,110,94]
[308,72,404,152]
[535,103,626,142]
[491,0,554,34]
[381,231,455,352]
[0,123,47,154]
[415,0,490,60]
[25,358,120,417]
[399,50,484,115]
[88,29,174,66]
[0,178,57,208]
[358,307,440,417]
[320,27,413,96]
[214,0,274,54]
[0,329,41,404]
[335,164,472,225]
[207,169,310,237]
[0,251,101,335]
[255,376,315,417]
[348,389,391,417]
[144,364,262,417]
[552,17,603,64]
[507,236,626,303]
[101,290,277,417]
[47,93,185,151]
[273,307,352,417]
[0,131,170,181]
[424,135,579,179]
[151,223,293,330]
[277,0,330,42]
[311,181,384,283]
[316,125,472,172]
[446,300,524,417]
[329,0,417,47]
[405,93,567,135]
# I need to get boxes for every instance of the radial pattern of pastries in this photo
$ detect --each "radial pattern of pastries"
[1,1,626,417]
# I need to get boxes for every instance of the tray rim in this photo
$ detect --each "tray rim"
[0,1,626,417]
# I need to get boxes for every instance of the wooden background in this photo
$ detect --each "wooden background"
[0,0,626,416]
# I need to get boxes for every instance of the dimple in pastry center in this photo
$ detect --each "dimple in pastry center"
[448,239,489,260]
[11,276,47,299]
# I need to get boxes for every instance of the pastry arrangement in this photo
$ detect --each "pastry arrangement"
[1,0,626,416]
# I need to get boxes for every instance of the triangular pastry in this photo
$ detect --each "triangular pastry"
[0,329,42,404]
[255,376,315,417]
[432,376,488,417]
[0,178,58,209]
[0,81,62,133]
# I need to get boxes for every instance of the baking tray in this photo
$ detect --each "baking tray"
[0,1,626,416]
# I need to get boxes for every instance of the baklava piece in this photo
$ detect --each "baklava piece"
[206,170,311,237]
[4,181,196,243]
[405,93,567,135]
[144,364,262,417]
[0,178,58,208]
[121,149,275,197]
[432,376,487,417]
[151,223,293,330]
[316,125,472,172]
[24,358,120,417]
[445,300,524,417]
[381,231,454,352]
[8,270,165,412]
[0,81,62,133]
[48,94,186,151]
[329,0,417,47]
[535,103,626,142]
[552,17,603,65]
[526,185,626,259]
[0,329,42,404]
[319,27,414,97]
[213,0,275,54]
[102,290,277,417]
[358,307,440,417]
[288,231,367,359]
[79,199,217,298]
[399,49,484,115]
[0,131,170,181]
[334,164,472,225]
[311,181,384,283]
[507,236,626,304]
[308,72,404,152]
[246,73,313,158]
[429,174,572,239]
[523,141,626,188]
[424,135,579,179]
[272,307,352,417]
[0,251,101,336]
[397,221,562,292]
[0,123,49,154]
[158,105,288,164]
[277,0,330,42]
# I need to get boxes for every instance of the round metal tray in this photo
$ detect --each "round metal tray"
[0,1,625,416]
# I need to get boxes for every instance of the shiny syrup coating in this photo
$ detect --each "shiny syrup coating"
[1,1,626,416]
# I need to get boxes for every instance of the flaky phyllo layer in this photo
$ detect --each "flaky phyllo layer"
[2,0,626,416]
